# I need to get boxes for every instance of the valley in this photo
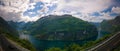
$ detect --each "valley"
[0,15,120,51]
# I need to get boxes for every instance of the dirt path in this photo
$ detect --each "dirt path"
[0,34,30,51]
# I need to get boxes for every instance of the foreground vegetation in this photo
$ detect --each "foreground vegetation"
[0,16,36,51]
[4,33,36,51]
[114,46,120,51]
[45,34,113,51]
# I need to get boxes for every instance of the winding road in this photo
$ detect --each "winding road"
[0,32,120,51]
[88,32,120,51]
[0,34,29,51]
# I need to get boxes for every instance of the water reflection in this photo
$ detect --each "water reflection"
[19,33,86,51]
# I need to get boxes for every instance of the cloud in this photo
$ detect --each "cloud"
[0,0,119,22]
[0,9,21,22]
[71,12,114,22]
[33,0,57,3]
[55,0,113,13]
[0,0,29,12]
[0,0,47,22]
[52,0,118,22]
[20,15,40,22]
[112,7,120,14]
[0,0,34,22]
[28,3,36,10]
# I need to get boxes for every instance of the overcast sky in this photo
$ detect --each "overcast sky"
[0,0,120,22]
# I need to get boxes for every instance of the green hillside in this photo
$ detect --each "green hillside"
[24,15,98,41]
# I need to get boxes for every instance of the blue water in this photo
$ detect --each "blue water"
[29,35,86,51]
[20,34,87,51]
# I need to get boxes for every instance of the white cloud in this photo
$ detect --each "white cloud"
[0,0,119,22]
[51,0,117,22]
[33,0,57,3]
[71,12,114,22]
[0,0,29,12]
[112,7,120,14]
[28,3,36,10]
[0,9,21,22]
[0,0,30,22]
[20,16,40,22]
[55,0,112,13]
[93,12,114,22]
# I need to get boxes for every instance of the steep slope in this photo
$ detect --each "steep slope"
[8,21,27,31]
[101,15,120,34]
[24,15,98,41]
[0,17,36,51]
[7,21,18,30]
[0,17,18,36]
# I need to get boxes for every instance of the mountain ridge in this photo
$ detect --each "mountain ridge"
[22,15,98,41]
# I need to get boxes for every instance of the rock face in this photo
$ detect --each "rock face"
[24,15,98,41]
[101,15,120,34]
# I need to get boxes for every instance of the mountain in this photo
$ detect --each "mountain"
[7,21,18,30]
[24,15,98,41]
[101,15,120,34]
[8,21,26,31]
[0,17,18,36]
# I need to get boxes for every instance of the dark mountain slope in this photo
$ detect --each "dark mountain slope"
[0,17,18,36]
[101,15,120,34]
